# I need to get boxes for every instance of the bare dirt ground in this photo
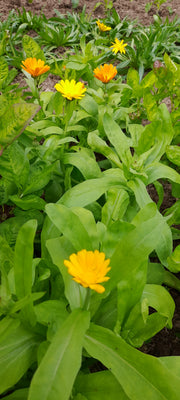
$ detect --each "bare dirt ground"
[0,0,180,24]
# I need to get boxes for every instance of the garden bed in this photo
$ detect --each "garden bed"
[0,1,180,399]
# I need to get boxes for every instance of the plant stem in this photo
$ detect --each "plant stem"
[83,287,91,310]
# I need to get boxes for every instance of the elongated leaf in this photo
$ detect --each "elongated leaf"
[146,162,180,185]
[106,203,173,328]
[46,236,87,310]
[88,131,122,168]
[84,324,180,400]
[142,284,175,328]
[80,94,98,117]
[0,320,40,394]
[45,204,99,251]
[75,370,129,400]
[167,245,180,273]
[103,113,132,166]
[63,149,102,179]
[41,173,127,258]
[9,194,46,211]
[128,178,172,266]
[0,142,30,190]
[14,219,37,299]
[159,356,180,378]
[28,309,90,400]
[0,235,14,272]
[22,35,46,61]
[59,173,126,208]
[0,103,40,147]
[0,388,29,400]
[14,219,37,325]
[0,316,20,344]
[23,161,54,196]
[102,188,129,226]
[0,56,8,87]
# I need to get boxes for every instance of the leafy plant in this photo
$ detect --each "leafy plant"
[0,5,180,399]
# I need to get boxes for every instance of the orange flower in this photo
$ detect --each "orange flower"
[21,57,50,77]
[64,249,111,294]
[93,64,117,83]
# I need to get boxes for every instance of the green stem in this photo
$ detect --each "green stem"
[83,287,91,310]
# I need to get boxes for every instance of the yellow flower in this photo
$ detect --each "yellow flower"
[21,57,50,77]
[54,79,86,100]
[93,64,117,83]
[110,38,127,54]
[64,249,111,294]
[96,20,111,32]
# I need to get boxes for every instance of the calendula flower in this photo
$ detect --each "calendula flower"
[21,58,50,77]
[96,19,111,32]
[110,38,127,54]
[64,249,111,294]
[93,64,117,83]
[54,79,86,100]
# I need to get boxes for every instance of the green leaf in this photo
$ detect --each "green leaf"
[0,235,14,272]
[146,162,180,185]
[0,102,40,148]
[84,324,180,400]
[34,299,68,328]
[0,316,20,344]
[0,320,40,394]
[59,173,126,208]
[9,194,46,211]
[159,356,180,379]
[127,68,142,97]
[0,211,43,247]
[166,145,180,166]
[0,32,9,57]
[106,203,172,328]
[41,173,127,258]
[14,219,37,299]
[22,35,46,61]
[122,300,168,347]
[128,178,172,267]
[80,94,98,117]
[63,148,101,179]
[167,245,180,273]
[88,131,122,168]
[103,113,132,166]
[75,370,129,400]
[74,394,88,400]
[46,236,86,310]
[23,161,54,196]
[0,56,8,88]
[28,309,90,400]
[45,204,99,251]
[0,142,30,190]
[0,388,29,400]
[142,284,175,328]
[102,188,129,226]
[14,220,37,325]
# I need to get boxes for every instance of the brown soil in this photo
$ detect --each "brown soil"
[1,0,180,24]
[0,0,180,357]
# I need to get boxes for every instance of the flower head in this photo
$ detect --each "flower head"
[110,38,127,55]
[96,20,111,32]
[93,64,117,83]
[64,249,111,293]
[54,79,86,100]
[21,58,50,77]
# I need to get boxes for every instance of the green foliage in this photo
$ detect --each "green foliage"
[0,5,180,399]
